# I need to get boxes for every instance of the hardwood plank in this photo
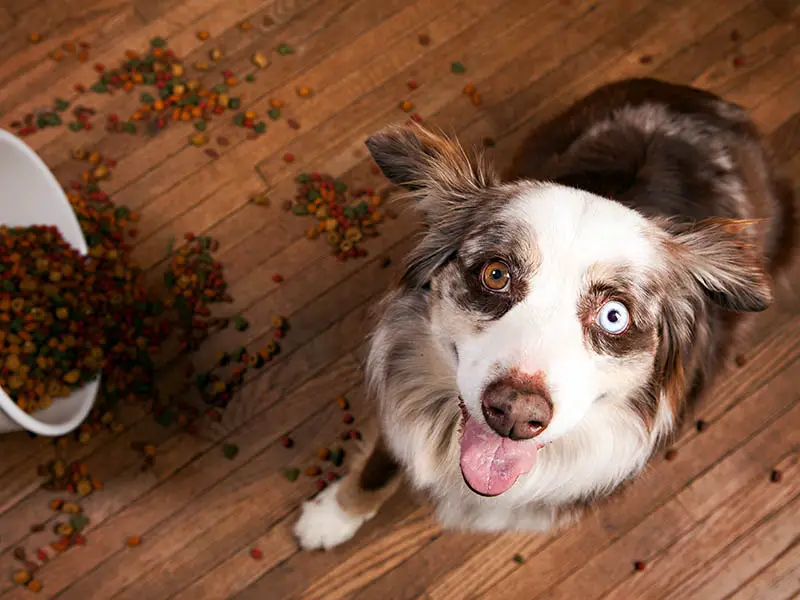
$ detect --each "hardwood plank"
[728,540,800,600]
[603,452,800,600]
[670,496,800,600]
[748,76,800,135]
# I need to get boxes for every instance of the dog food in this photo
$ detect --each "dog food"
[0,225,107,413]
[289,173,385,261]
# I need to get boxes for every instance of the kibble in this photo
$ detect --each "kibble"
[223,443,239,460]
[288,172,384,260]
[304,465,322,477]
[665,448,677,461]
[770,469,782,483]
[0,226,108,413]
[125,536,142,547]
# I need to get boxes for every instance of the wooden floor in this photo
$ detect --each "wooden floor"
[1,0,799,598]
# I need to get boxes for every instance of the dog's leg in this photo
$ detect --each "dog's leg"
[293,434,402,550]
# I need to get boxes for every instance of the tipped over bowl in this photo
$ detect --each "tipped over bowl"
[0,129,100,437]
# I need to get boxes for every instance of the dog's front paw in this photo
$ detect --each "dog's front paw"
[293,481,372,551]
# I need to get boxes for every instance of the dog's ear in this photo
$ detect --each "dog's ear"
[366,125,498,288]
[667,218,773,312]
[365,124,496,221]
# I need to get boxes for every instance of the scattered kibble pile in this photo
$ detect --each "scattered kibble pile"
[287,173,387,261]
[0,226,107,413]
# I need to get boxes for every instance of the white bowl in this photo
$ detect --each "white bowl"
[0,129,100,437]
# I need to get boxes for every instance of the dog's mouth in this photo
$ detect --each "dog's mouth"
[458,398,540,497]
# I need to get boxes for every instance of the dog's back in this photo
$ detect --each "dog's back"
[508,78,796,279]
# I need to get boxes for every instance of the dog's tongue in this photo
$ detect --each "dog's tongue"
[460,415,538,496]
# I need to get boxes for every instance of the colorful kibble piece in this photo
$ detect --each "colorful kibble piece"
[28,32,41,44]
[281,435,294,448]
[512,554,525,564]
[304,465,321,477]
[450,61,466,74]
[277,43,294,55]
[28,580,43,593]
[223,443,239,460]
[283,467,300,481]
[634,560,647,571]
[252,53,269,68]
[400,100,413,112]
[125,536,142,547]
[240,21,252,32]
[330,447,345,467]
[665,448,677,461]
[13,569,32,585]
[233,316,249,332]
[418,33,431,46]
[770,469,782,483]
[336,395,349,410]
[250,548,263,559]
[317,447,331,461]
[297,87,312,98]
[314,480,327,491]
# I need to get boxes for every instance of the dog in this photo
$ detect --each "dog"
[294,78,796,550]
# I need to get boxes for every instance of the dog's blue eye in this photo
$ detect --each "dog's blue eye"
[596,300,630,334]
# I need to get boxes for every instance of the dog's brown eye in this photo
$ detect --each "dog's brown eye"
[481,260,511,292]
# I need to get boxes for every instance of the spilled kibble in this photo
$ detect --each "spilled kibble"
[223,443,239,460]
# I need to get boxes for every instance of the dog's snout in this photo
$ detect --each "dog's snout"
[481,373,552,440]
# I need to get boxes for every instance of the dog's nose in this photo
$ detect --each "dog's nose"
[481,376,552,440]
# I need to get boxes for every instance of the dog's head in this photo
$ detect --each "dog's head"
[366,125,772,497]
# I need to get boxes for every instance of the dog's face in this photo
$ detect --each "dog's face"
[367,125,772,497]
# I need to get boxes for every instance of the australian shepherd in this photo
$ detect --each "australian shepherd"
[294,78,796,550]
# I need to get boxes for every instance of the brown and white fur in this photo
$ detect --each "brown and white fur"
[294,78,796,550]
